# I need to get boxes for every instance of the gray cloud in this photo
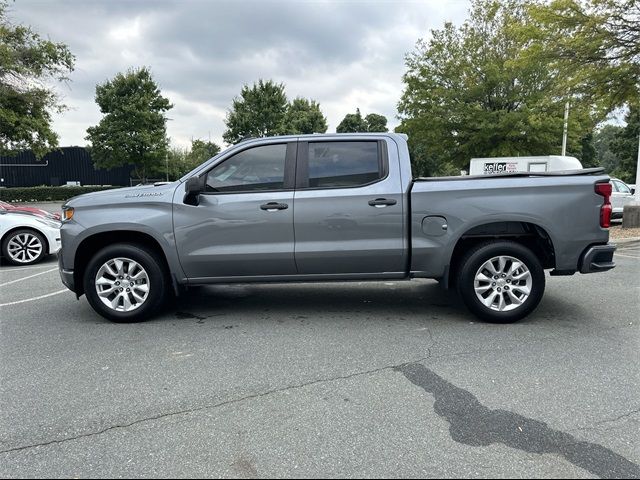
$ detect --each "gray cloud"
[13,0,469,147]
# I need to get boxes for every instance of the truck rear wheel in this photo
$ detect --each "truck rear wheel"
[83,243,168,322]
[457,241,545,323]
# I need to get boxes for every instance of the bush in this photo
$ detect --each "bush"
[0,185,120,203]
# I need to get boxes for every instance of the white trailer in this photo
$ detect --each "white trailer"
[469,155,583,176]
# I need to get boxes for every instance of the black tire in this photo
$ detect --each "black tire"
[1,229,48,266]
[83,243,168,322]
[457,241,545,323]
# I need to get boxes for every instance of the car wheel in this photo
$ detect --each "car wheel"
[457,241,545,323]
[83,243,168,322]
[2,229,48,266]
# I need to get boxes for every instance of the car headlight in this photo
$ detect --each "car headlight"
[62,206,74,222]
[35,217,62,229]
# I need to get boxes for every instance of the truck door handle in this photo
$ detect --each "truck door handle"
[260,202,288,211]
[368,198,397,208]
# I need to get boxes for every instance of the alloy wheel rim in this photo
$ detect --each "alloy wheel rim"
[95,257,150,312]
[7,233,43,263]
[474,255,532,312]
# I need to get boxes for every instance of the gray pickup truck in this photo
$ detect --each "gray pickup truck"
[58,133,616,323]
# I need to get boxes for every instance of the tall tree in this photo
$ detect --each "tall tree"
[223,80,288,144]
[163,139,220,180]
[527,0,639,109]
[364,113,388,132]
[593,123,623,173]
[85,67,172,183]
[397,0,599,176]
[187,139,220,166]
[336,108,367,133]
[0,1,74,158]
[284,97,328,134]
[609,106,639,183]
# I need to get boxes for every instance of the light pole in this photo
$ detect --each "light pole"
[561,100,570,156]
[635,131,640,202]
[622,129,640,228]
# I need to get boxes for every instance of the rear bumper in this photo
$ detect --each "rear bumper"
[579,244,616,274]
[58,254,75,292]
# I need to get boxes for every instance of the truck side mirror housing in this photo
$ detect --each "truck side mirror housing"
[184,175,205,205]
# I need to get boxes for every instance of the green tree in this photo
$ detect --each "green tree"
[85,67,173,183]
[223,80,288,144]
[610,106,639,183]
[164,139,220,180]
[284,97,327,134]
[0,0,74,158]
[364,113,388,132]
[397,0,599,176]
[336,108,367,133]
[187,139,220,165]
[593,123,623,173]
[527,0,640,109]
[336,109,389,133]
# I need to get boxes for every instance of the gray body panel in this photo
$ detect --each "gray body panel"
[59,183,186,280]
[60,133,611,293]
[173,191,296,278]
[293,137,407,275]
[410,175,609,278]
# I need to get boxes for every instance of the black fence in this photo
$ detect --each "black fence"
[0,147,133,188]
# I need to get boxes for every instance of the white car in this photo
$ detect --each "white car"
[0,209,61,265]
[610,178,635,219]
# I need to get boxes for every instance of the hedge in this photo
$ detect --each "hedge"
[0,185,121,203]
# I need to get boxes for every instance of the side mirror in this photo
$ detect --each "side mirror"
[184,175,204,205]
[631,188,636,195]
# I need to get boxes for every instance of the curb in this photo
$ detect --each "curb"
[611,237,640,245]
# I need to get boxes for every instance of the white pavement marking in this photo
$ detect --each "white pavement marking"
[0,263,56,273]
[0,267,58,287]
[0,289,68,307]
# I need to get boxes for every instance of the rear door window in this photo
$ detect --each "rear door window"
[306,141,382,188]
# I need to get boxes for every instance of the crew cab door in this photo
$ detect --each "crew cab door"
[173,142,297,279]
[293,139,406,275]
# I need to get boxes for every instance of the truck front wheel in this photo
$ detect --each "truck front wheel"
[83,243,168,322]
[457,241,545,323]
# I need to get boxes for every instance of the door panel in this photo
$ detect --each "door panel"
[173,142,297,279]
[174,191,296,278]
[293,140,406,275]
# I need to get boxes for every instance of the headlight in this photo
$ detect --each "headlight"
[62,206,74,221]
[35,217,62,229]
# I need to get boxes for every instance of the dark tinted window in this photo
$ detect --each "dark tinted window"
[205,144,287,192]
[307,141,381,188]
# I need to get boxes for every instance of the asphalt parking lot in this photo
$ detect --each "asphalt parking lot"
[1,243,639,478]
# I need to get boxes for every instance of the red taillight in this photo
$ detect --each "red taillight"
[595,183,612,228]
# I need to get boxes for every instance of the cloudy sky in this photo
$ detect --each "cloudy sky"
[13,0,470,149]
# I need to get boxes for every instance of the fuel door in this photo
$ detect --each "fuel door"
[422,216,448,237]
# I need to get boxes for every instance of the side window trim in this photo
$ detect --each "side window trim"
[200,141,297,195]
[295,139,388,190]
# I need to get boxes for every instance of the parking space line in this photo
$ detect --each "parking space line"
[0,289,68,308]
[0,267,58,287]
[0,263,57,273]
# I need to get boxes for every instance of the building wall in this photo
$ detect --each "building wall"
[0,147,133,188]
